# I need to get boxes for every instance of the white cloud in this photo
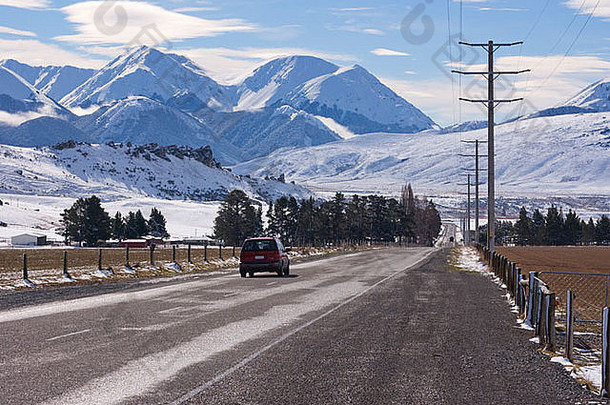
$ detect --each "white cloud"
[0,39,107,68]
[0,0,48,9]
[326,24,385,36]
[55,1,258,45]
[175,47,358,84]
[371,48,410,57]
[564,0,610,18]
[382,54,610,126]
[336,7,375,12]
[172,7,219,13]
[0,25,36,37]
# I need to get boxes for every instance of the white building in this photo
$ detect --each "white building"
[11,233,47,246]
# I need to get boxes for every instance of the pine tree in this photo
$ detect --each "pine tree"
[563,210,582,246]
[134,210,149,237]
[545,206,564,245]
[596,215,610,245]
[214,190,260,246]
[148,207,169,238]
[582,218,596,245]
[60,195,111,246]
[111,212,126,241]
[514,207,533,245]
[531,209,545,245]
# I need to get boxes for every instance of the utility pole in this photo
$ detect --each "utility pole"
[453,40,529,252]
[457,174,474,246]
[461,139,488,245]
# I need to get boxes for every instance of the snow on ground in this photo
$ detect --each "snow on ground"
[454,246,603,395]
[0,193,220,243]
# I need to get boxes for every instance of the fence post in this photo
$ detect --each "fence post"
[232,245,236,258]
[204,243,208,263]
[219,245,223,261]
[536,287,545,341]
[150,244,155,266]
[23,253,28,281]
[187,244,192,264]
[125,246,130,267]
[566,290,575,362]
[63,251,70,279]
[545,291,556,352]
[514,266,520,301]
[602,307,610,397]
[526,271,539,327]
[172,245,176,263]
[518,273,527,315]
[98,248,102,271]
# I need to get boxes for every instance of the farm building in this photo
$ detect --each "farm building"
[11,233,47,246]
[119,237,165,248]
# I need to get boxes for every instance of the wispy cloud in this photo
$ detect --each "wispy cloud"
[383,54,610,125]
[564,0,610,18]
[0,38,107,68]
[0,0,49,9]
[371,48,409,57]
[176,47,357,83]
[0,25,36,37]
[172,7,219,13]
[335,7,375,12]
[326,24,385,36]
[55,1,258,45]
[478,7,528,12]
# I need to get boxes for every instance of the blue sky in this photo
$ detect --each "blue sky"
[0,0,609,125]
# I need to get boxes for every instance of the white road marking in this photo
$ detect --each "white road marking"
[170,249,437,405]
[158,306,184,314]
[39,249,435,405]
[266,282,277,286]
[46,329,91,342]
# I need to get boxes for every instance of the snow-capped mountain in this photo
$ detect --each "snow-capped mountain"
[564,77,610,112]
[232,55,339,110]
[200,104,341,160]
[61,46,231,111]
[233,111,610,197]
[231,55,435,134]
[0,59,95,101]
[0,116,93,146]
[74,96,243,164]
[0,141,310,202]
[0,66,72,125]
[284,64,436,134]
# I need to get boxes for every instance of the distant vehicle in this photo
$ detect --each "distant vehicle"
[239,237,290,278]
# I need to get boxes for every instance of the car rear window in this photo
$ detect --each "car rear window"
[242,239,277,252]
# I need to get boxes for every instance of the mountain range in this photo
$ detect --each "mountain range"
[0,46,609,208]
[0,47,436,165]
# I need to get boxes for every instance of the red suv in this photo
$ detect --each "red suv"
[240,237,290,277]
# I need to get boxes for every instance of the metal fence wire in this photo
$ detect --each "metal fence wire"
[536,271,610,364]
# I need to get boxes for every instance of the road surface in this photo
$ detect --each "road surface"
[0,248,600,404]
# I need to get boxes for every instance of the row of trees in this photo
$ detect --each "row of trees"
[213,185,442,247]
[479,206,610,246]
[60,196,169,245]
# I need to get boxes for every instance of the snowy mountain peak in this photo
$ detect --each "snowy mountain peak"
[0,66,72,125]
[234,55,339,110]
[564,77,610,112]
[60,46,231,111]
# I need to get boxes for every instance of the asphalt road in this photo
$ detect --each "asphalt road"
[0,247,601,404]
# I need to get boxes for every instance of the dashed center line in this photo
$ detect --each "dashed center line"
[46,329,91,342]
[158,306,184,314]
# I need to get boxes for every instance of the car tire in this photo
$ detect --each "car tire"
[283,263,290,276]
[277,268,283,277]
[240,270,246,278]
[248,271,254,278]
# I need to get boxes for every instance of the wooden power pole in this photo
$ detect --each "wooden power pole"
[453,40,529,252]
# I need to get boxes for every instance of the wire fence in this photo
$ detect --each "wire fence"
[476,243,610,394]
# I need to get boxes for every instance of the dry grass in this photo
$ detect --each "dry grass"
[0,246,241,273]
[496,246,610,275]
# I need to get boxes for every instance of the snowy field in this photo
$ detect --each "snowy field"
[0,193,220,243]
